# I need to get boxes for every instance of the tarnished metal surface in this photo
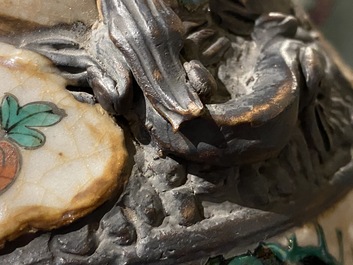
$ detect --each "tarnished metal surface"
[0,0,353,264]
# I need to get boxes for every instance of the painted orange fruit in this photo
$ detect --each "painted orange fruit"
[0,93,65,193]
[0,140,20,192]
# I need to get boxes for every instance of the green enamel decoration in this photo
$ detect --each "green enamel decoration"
[262,225,343,265]
[1,92,19,130]
[206,224,343,265]
[6,126,46,149]
[0,94,66,149]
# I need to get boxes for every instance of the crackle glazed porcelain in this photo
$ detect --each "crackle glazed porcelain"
[0,43,127,245]
[0,1,352,265]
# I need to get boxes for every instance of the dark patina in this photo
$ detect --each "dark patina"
[1,0,353,264]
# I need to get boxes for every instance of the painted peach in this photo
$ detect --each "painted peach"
[0,140,20,192]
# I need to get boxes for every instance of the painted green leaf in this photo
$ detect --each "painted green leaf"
[14,103,63,128]
[1,93,19,130]
[0,94,66,149]
[7,126,45,149]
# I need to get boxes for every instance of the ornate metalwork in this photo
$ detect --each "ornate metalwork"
[0,0,353,264]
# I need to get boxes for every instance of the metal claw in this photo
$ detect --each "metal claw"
[102,0,204,130]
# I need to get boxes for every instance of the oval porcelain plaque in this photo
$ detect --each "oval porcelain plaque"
[0,42,127,246]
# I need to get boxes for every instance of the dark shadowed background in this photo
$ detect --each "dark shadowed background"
[301,0,353,67]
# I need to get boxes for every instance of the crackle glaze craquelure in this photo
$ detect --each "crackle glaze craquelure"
[0,43,127,246]
[0,0,353,265]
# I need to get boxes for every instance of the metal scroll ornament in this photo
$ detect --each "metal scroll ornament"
[1,0,353,264]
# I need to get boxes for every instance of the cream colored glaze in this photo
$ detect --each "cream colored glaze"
[0,42,128,246]
[0,0,98,27]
